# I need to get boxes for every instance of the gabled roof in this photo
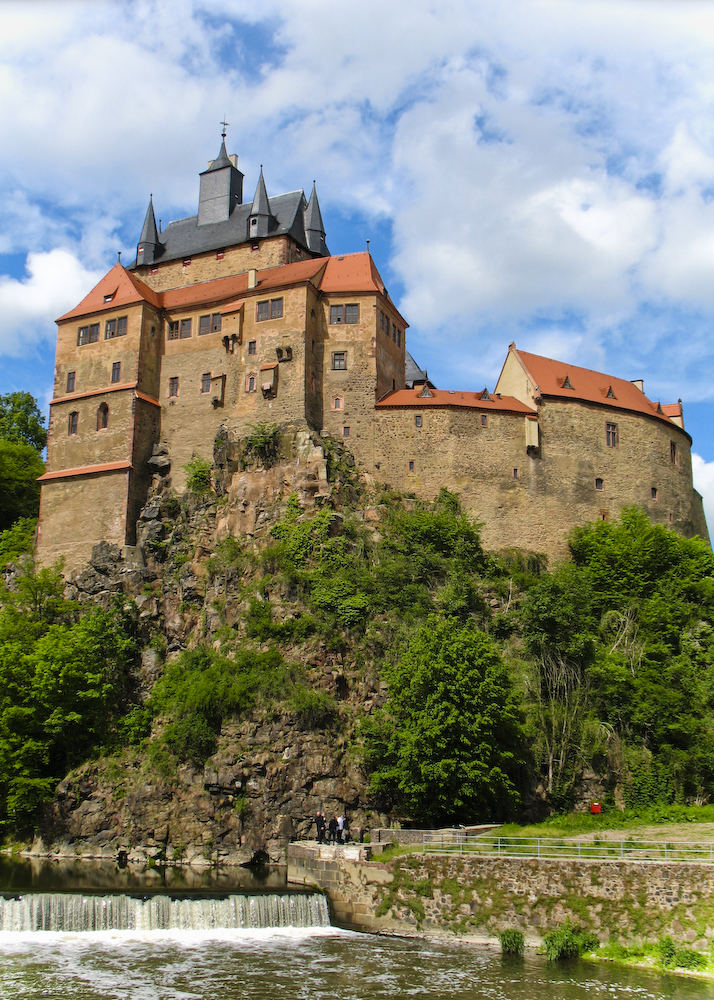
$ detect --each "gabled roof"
[510,346,686,429]
[57,263,160,321]
[377,386,535,415]
[59,252,403,325]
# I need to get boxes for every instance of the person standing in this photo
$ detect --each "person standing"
[328,815,338,844]
[337,813,345,844]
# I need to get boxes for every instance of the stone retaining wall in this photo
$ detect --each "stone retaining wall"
[287,842,714,946]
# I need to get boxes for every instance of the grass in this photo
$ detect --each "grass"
[498,804,714,839]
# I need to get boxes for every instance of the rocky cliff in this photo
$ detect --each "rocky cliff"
[40,426,394,865]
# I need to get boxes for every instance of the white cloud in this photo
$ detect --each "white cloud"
[692,453,714,538]
[0,250,103,357]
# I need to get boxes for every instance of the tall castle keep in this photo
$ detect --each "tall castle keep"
[37,140,709,570]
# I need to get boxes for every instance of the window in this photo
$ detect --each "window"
[66,371,75,393]
[105,316,127,339]
[150,266,158,275]
[606,422,618,447]
[103,292,115,303]
[180,318,192,339]
[199,313,222,335]
[481,414,487,427]
[651,486,658,500]
[183,258,191,267]
[251,242,260,252]
[256,298,283,321]
[392,323,397,342]
[415,414,422,427]
[77,323,99,345]
[201,372,211,393]
[216,251,224,260]
[408,460,415,473]
[168,376,179,398]
[246,374,256,392]
[168,321,179,340]
[68,411,78,435]
[595,477,604,491]
[333,396,343,410]
[670,440,678,464]
[329,304,359,325]
[343,426,351,438]
[396,329,401,347]
[97,403,108,430]
[513,468,519,479]
[248,340,257,355]
[111,361,121,383]
[332,351,347,370]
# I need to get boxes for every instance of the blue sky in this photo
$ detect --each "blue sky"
[2,0,714,524]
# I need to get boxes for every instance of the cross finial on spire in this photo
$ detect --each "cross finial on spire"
[220,117,229,140]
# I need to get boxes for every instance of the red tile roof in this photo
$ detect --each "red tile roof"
[58,253,403,325]
[512,348,683,428]
[38,460,132,482]
[376,386,535,414]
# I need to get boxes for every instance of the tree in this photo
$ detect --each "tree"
[363,617,526,825]
[0,439,44,531]
[0,392,47,451]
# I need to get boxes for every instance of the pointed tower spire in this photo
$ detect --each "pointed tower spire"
[136,195,162,265]
[248,166,275,238]
[304,181,328,256]
[197,133,244,225]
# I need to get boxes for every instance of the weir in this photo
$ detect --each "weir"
[0,891,330,933]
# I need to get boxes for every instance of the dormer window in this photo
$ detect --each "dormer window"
[606,385,617,399]
[103,292,115,303]
[561,374,574,389]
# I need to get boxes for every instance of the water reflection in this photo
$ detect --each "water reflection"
[0,855,285,896]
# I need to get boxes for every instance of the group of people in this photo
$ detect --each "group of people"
[314,812,349,844]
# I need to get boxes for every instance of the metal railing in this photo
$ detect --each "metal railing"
[421,832,714,863]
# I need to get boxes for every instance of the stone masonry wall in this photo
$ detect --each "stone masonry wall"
[37,471,130,570]
[288,843,714,946]
[133,235,310,293]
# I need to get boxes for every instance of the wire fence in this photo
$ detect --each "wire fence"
[421,832,714,863]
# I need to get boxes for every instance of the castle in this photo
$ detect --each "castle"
[36,138,709,571]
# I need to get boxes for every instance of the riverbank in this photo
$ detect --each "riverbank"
[287,841,714,979]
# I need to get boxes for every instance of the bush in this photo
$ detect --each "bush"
[288,686,338,729]
[656,936,706,970]
[244,423,280,467]
[499,928,525,956]
[184,457,213,495]
[542,921,599,961]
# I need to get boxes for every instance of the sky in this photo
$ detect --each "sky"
[2,0,714,527]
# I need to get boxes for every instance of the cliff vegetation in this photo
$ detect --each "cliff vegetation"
[1,411,713,861]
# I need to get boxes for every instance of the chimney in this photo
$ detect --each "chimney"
[631,379,644,393]
[248,269,257,289]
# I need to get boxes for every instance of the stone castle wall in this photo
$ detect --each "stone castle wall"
[288,843,714,946]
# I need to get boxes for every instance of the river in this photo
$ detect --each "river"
[1,858,712,1000]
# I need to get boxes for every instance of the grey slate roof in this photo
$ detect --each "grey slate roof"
[138,196,159,246]
[202,139,233,173]
[132,190,319,267]
[250,167,272,217]
[405,351,433,388]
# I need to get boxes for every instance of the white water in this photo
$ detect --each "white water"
[0,891,329,933]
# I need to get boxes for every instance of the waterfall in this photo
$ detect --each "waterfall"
[0,892,330,933]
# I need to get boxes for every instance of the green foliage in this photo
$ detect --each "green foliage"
[0,440,44,531]
[0,391,47,451]
[206,536,245,578]
[0,518,37,568]
[147,645,290,765]
[363,617,526,825]
[499,928,525,955]
[542,921,599,961]
[0,563,137,831]
[287,686,338,729]
[519,508,714,809]
[184,457,213,495]
[653,935,706,970]
[244,422,280,468]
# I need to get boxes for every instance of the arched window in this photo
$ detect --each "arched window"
[245,373,256,393]
[332,395,343,410]
[97,403,109,430]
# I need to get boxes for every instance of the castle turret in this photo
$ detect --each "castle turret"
[136,196,162,265]
[304,181,328,256]
[248,166,276,239]
[197,138,244,226]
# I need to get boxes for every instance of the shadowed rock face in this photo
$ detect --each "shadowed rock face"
[42,428,389,866]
